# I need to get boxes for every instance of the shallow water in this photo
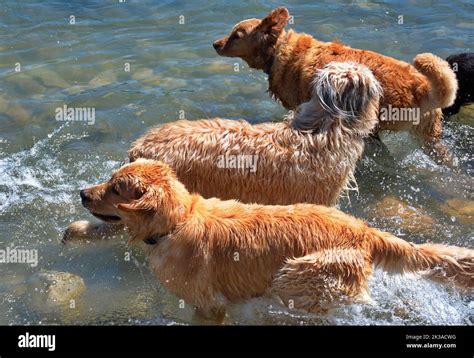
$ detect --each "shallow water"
[0,0,472,325]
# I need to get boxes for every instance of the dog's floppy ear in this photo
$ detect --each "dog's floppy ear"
[258,7,289,35]
[116,187,160,213]
[116,202,146,212]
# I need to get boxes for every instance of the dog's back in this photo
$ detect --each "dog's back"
[172,193,474,312]
[270,31,456,121]
[129,62,382,206]
[270,33,426,113]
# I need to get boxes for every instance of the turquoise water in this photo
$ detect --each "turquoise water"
[0,0,473,325]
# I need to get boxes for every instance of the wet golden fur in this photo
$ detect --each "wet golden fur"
[66,159,474,320]
[213,7,458,155]
[128,62,381,206]
[64,62,381,249]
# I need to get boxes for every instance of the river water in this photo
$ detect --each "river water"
[0,0,472,325]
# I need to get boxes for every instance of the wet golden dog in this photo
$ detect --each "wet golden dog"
[128,61,381,207]
[66,159,473,320]
[65,62,381,246]
[65,62,382,250]
[213,7,458,158]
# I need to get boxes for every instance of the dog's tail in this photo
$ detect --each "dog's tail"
[370,229,474,289]
[291,61,383,137]
[413,53,458,109]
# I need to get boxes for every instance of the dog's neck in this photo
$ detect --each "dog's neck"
[136,194,201,246]
[262,30,289,75]
[143,233,171,246]
[240,31,288,74]
[263,56,274,75]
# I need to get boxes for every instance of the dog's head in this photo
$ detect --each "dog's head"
[213,7,289,69]
[80,159,189,241]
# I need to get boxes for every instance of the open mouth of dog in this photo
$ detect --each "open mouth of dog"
[91,213,122,223]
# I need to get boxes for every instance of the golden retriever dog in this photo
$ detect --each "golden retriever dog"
[64,61,381,242]
[127,61,380,206]
[65,159,473,321]
[213,7,458,159]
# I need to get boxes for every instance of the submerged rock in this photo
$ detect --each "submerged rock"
[65,85,89,95]
[28,270,86,305]
[206,60,232,73]
[368,196,434,234]
[88,69,118,88]
[315,24,338,36]
[0,95,30,124]
[440,199,474,224]
[5,72,45,94]
[141,75,162,86]
[30,67,70,89]
[132,67,154,81]
[20,271,87,323]
[455,104,474,126]
[159,77,187,90]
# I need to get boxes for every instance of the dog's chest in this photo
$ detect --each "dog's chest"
[143,240,210,303]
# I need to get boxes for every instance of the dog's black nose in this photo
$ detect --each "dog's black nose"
[213,42,220,50]
[80,189,91,202]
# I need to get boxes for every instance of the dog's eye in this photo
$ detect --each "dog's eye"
[229,32,242,41]
[111,186,120,196]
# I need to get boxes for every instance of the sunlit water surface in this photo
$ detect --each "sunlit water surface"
[0,0,473,325]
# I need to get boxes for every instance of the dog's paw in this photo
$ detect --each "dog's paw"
[62,220,94,243]
[426,140,459,168]
[194,306,227,324]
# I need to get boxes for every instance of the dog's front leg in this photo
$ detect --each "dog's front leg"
[194,306,227,324]
[62,220,126,243]
[416,109,457,166]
